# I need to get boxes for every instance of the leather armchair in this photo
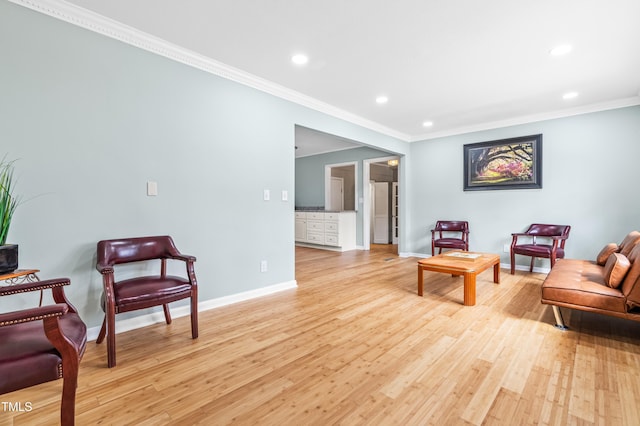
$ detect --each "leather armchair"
[96,235,198,368]
[431,220,469,256]
[510,224,571,274]
[0,278,87,426]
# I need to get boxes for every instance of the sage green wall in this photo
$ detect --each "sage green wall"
[407,105,640,269]
[0,2,408,327]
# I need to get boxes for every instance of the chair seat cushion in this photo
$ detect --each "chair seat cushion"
[434,238,466,248]
[0,313,87,394]
[112,276,193,311]
[513,244,565,258]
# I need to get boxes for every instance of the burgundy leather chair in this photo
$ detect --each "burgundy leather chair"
[96,236,198,368]
[431,220,469,256]
[510,224,571,274]
[0,278,87,426]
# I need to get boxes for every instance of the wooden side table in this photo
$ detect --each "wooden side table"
[0,269,42,304]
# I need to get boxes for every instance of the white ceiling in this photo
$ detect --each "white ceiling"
[50,0,640,144]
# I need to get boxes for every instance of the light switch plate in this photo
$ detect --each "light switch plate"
[263,189,270,201]
[147,181,158,196]
[282,190,288,201]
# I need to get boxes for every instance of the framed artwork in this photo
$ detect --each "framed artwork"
[463,134,542,191]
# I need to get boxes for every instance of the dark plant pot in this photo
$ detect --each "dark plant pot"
[0,244,18,275]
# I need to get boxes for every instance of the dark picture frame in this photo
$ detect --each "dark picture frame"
[463,134,542,191]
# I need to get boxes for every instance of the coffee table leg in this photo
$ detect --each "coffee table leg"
[418,265,424,296]
[493,262,500,284]
[463,272,476,306]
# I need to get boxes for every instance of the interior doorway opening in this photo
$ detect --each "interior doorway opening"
[363,156,400,252]
[324,162,357,211]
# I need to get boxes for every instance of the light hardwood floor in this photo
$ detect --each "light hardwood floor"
[4,245,640,425]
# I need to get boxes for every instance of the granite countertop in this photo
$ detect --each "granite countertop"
[295,207,354,213]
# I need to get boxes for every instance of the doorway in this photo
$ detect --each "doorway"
[324,162,357,211]
[363,156,400,251]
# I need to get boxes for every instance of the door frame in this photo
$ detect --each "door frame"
[324,161,357,212]
[363,156,399,250]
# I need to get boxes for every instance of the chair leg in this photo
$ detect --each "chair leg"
[191,295,199,339]
[107,312,116,368]
[60,356,79,426]
[510,250,515,274]
[96,317,106,344]
[529,256,535,272]
[163,304,172,324]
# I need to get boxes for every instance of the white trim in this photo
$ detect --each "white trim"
[86,280,298,341]
[411,96,640,142]
[324,161,358,213]
[363,156,400,250]
[9,0,409,142]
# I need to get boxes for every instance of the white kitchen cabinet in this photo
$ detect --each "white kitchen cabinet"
[294,211,356,251]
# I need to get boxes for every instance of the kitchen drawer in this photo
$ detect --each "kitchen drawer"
[306,232,324,243]
[325,222,339,233]
[307,220,324,231]
[307,212,325,220]
[295,211,307,219]
[324,234,339,246]
[325,212,339,221]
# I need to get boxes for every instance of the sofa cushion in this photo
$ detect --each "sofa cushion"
[603,253,631,288]
[619,231,640,257]
[621,243,640,308]
[541,259,627,313]
[596,243,619,266]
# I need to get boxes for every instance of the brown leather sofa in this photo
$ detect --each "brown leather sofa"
[541,231,640,329]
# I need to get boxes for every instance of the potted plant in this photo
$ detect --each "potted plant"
[0,156,20,274]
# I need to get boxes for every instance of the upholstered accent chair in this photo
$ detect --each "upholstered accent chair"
[95,235,198,368]
[431,220,470,256]
[0,278,87,426]
[510,224,571,274]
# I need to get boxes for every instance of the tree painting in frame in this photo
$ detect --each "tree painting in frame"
[463,134,542,191]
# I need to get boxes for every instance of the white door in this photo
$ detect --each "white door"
[329,177,344,211]
[373,182,389,244]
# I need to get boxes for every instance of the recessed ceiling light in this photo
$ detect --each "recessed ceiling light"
[562,91,579,100]
[291,54,309,65]
[422,121,434,127]
[376,96,388,104]
[550,44,572,56]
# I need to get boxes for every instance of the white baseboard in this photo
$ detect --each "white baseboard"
[86,280,298,341]
[399,252,429,258]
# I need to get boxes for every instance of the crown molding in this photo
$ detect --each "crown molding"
[410,96,640,142]
[10,0,640,144]
[10,0,411,142]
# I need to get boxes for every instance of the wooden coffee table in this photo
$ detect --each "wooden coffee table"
[417,251,500,306]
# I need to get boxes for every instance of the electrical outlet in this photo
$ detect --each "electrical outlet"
[260,260,268,272]
[503,244,510,253]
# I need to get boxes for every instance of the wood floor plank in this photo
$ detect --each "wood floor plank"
[3,244,640,425]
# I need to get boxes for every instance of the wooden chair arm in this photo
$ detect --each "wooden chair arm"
[0,303,69,327]
[96,263,114,274]
[0,277,70,297]
[170,254,197,263]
